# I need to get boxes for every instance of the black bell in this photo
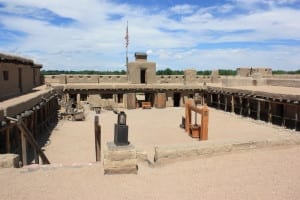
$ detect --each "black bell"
[114,111,129,146]
[118,111,126,125]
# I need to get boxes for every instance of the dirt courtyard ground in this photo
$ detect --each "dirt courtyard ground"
[1,107,300,200]
[45,107,298,164]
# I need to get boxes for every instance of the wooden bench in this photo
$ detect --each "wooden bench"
[142,102,151,109]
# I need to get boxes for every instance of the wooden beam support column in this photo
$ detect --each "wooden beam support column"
[6,127,11,153]
[295,107,298,131]
[282,104,286,127]
[257,100,261,120]
[217,93,220,110]
[231,95,235,113]
[21,128,27,166]
[247,98,250,117]
[239,97,243,115]
[268,101,272,123]
[94,116,101,162]
[224,95,228,112]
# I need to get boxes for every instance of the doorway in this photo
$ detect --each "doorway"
[140,69,146,84]
[173,93,181,107]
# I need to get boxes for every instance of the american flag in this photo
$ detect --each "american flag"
[125,21,129,48]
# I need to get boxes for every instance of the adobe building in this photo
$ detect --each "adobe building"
[0,53,42,100]
[128,52,156,84]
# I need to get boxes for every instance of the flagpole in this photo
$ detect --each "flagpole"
[125,21,129,75]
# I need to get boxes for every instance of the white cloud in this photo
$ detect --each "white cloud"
[169,4,197,15]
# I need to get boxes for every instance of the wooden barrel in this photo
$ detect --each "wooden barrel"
[155,93,166,108]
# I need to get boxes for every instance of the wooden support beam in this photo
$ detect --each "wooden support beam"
[217,93,220,110]
[94,116,101,162]
[224,95,228,112]
[239,97,243,115]
[295,108,298,131]
[268,102,272,123]
[247,98,251,117]
[257,100,261,120]
[231,95,235,113]
[282,104,286,127]
[6,128,11,153]
[21,128,27,166]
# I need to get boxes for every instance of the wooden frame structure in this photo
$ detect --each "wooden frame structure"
[0,95,58,166]
[185,99,209,140]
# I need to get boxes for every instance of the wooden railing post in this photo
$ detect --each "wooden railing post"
[185,101,189,133]
[200,105,209,141]
[94,116,101,161]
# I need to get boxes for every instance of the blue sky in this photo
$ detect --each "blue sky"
[0,0,300,70]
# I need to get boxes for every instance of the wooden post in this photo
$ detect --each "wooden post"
[247,98,250,117]
[257,100,261,120]
[94,116,101,161]
[200,105,209,140]
[239,97,243,115]
[231,95,235,113]
[32,109,39,164]
[6,127,11,153]
[295,107,298,130]
[77,93,81,108]
[268,101,272,123]
[185,101,189,133]
[217,93,220,110]
[224,95,228,112]
[282,104,286,127]
[21,128,28,166]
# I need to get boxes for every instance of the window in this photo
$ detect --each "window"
[3,71,8,81]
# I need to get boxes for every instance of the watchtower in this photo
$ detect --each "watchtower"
[127,52,156,84]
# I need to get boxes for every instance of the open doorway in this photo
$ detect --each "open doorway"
[140,69,146,84]
[173,93,181,107]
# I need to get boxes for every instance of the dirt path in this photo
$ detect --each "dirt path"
[1,146,300,200]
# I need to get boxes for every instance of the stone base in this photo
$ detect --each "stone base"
[0,154,20,168]
[103,142,138,175]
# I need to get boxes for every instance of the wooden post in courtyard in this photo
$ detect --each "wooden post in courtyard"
[185,100,192,133]
[200,105,209,140]
[185,100,209,140]
[94,116,101,161]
